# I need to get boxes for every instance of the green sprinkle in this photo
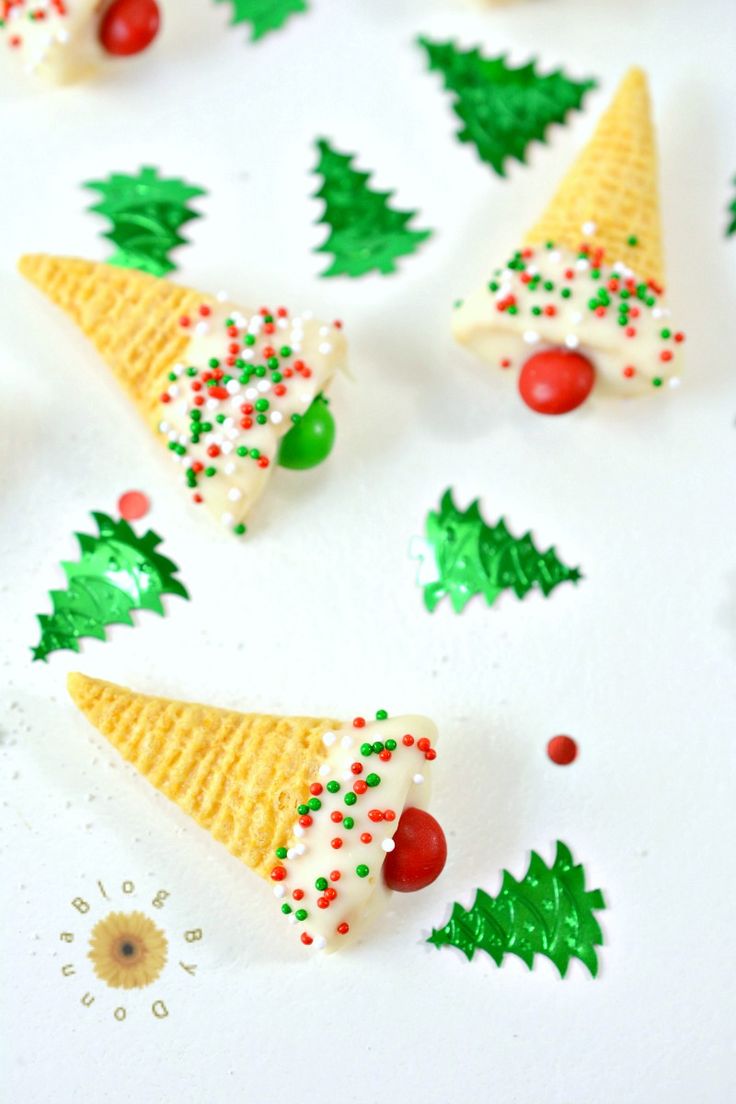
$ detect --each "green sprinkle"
[275,847,287,860]
[620,289,630,300]
[216,414,226,424]
[295,909,308,922]
[205,467,216,477]
[255,398,269,412]
[591,269,600,280]
[244,334,255,346]
[256,414,267,425]
[233,523,246,536]
[652,377,663,388]
[627,235,639,246]
[186,366,197,377]
[280,346,292,358]
[660,328,671,340]
[343,816,355,830]
[272,372,283,383]
[190,409,201,421]
[290,413,302,424]
[531,306,542,317]
[326,780,340,794]
[360,743,372,756]
[308,797,321,811]
[225,318,234,328]
[255,365,266,378]
[543,280,554,291]
[356,865,370,878]
[375,709,388,721]
[264,314,274,324]
[281,903,292,915]
[250,449,260,459]
[297,804,310,816]
[190,435,200,445]
[365,773,381,788]
[200,422,212,432]
[344,792,357,807]
[507,305,518,316]
[208,358,220,369]
[372,742,384,754]
[167,441,178,451]
[385,739,397,751]
[168,371,177,382]
[561,288,571,299]
[237,446,248,457]
[588,298,599,311]
[315,877,328,891]
[545,241,555,249]
[267,357,279,370]
[488,281,499,293]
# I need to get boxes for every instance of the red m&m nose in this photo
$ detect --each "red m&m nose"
[99,0,161,57]
[382,807,447,893]
[518,348,595,415]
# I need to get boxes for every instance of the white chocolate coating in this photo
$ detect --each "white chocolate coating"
[273,716,438,952]
[453,244,684,398]
[1,1,106,84]
[159,303,347,532]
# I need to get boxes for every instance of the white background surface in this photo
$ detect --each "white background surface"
[1,0,735,1101]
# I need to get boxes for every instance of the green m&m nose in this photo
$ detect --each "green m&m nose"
[277,394,336,470]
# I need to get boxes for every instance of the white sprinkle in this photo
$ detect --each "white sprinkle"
[273,885,285,898]
[342,770,354,782]
[302,310,313,321]
[241,348,254,361]
[575,258,590,272]
[224,462,235,475]
[57,29,70,43]
[582,220,597,236]
[668,377,681,389]
[293,824,305,838]
[231,311,246,327]
[221,442,233,455]
[319,763,330,776]
[295,843,306,856]
[167,429,178,441]
[288,913,297,925]
[570,311,583,325]
[549,251,561,264]
[257,379,270,393]
[221,512,234,526]
[194,321,210,337]
[565,334,580,349]
[206,398,218,411]
[318,342,333,355]
[322,731,336,747]
[172,363,184,376]
[270,411,283,425]
[216,290,229,302]
[245,387,258,400]
[159,421,169,433]
[381,838,396,853]
[287,847,299,860]
[340,734,353,749]
[526,265,539,277]
[227,487,242,502]
[319,325,330,337]
[313,936,327,951]
[277,318,289,330]
[522,331,540,345]
[226,379,240,395]
[412,773,425,785]
[168,385,179,398]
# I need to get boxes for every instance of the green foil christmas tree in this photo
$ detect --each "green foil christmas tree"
[411,489,581,613]
[32,512,189,662]
[215,0,307,41]
[419,38,597,177]
[428,842,606,977]
[84,166,206,277]
[314,138,432,277]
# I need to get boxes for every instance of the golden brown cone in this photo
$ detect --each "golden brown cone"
[524,68,664,287]
[67,673,339,879]
[18,255,212,427]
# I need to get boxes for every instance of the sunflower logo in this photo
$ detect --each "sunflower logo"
[87,911,168,990]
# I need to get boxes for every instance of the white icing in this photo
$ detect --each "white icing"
[453,244,683,397]
[274,716,438,952]
[1,1,106,84]
[159,303,347,532]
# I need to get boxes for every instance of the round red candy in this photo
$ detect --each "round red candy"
[117,490,150,520]
[99,0,161,57]
[547,735,578,766]
[518,349,595,415]
[382,807,447,893]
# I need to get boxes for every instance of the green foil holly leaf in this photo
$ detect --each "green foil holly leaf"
[314,138,432,278]
[84,166,206,277]
[418,38,597,177]
[411,489,581,613]
[428,842,606,978]
[32,512,189,662]
[214,0,307,41]
[727,176,736,237]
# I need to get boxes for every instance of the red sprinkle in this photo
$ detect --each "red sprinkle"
[402,735,414,747]
[329,870,341,881]
[117,490,150,521]
[351,762,363,775]
[378,749,392,761]
[179,316,191,328]
[353,717,366,729]
[337,922,349,935]
[353,780,367,795]
[424,749,437,761]
[301,933,313,945]
[298,815,313,828]
[360,833,373,844]
[368,809,384,822]
[324,887,337,901]
[292,889,304,901]
[547,734,578,766]
[331,838,343,849]
[623,366,636,379]
[199,305,211,317]
[270,866,286,881]
[330,811,343,823]
[417,738,431,752]
[317,897,329,909]
[660,350,673,363]
[309,783,323,796]
[383,810,396,822]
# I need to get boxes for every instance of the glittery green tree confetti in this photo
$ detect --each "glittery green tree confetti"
[215,0,307,41]
[428,842,606,977]
[32,513,189,662]
[314,138,432,278]
[411,489,581,613]
[84,167,206,277]
[418,38,597,177]
[727,177,736,237]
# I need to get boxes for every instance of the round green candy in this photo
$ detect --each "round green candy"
[277,394,335,471]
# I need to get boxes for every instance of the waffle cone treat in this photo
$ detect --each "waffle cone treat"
[1,1,161,85]
[20,255,347,534]
[68,673,446,952]
[453,68,684,414]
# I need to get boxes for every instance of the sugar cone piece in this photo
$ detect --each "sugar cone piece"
[18,255,211,427]
[67,672,339,878]
[524,68,664,286]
